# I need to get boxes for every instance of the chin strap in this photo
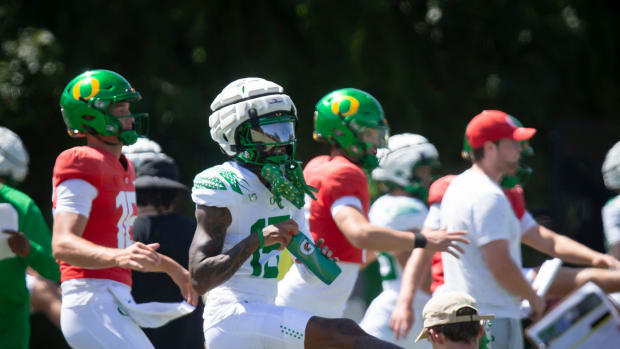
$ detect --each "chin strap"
[260,161,318,209]
[86,127,122,146]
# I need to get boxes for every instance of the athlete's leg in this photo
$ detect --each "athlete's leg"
[204,302,311,349]
[305,316,403,349]
[60,280,154,349]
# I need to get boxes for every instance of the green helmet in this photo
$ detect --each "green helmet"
[59,69,149,145]
[313,88,389,171]
[462,114,534,188]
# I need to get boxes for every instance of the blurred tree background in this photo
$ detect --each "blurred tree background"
[1,0,618,346]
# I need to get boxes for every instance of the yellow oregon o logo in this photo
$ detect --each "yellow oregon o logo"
[331,96,360,117]
[72,78,100,100]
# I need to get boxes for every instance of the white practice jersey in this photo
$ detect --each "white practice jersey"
[603,195,620,247]
[192,161,308,324]
[368,194,428,292]
[360,194,431,348]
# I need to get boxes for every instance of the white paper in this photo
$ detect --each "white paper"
[521,258,563,318]
[0,203,19,260]
[108,287,196,328]
[526,282,620,349]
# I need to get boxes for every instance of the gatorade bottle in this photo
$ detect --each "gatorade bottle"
[286,233,341,285]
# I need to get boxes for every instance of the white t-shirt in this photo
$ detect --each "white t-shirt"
[368,194,428,291]
[427,203,537,235]
[439,169,522,318]
[602,195,620,247]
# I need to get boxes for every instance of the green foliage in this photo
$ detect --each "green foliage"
[0,0,618,223]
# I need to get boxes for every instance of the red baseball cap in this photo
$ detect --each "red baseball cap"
[465,110,536,148]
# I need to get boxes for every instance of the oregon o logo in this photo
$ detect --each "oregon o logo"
[300,240,315,255]
[72,77,100,100]
[331,96,360,117]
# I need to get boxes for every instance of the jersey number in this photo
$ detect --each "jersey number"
[250,215,290,278]
[116,191,136,249]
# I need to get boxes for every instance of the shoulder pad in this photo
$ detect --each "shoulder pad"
[192,164,250,207]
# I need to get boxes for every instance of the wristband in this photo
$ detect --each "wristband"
[414,232,427,249]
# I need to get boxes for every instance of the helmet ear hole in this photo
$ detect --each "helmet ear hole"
[83,115,95,121]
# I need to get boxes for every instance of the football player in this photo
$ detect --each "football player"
[0,126,60,349]
[189,77,406,348]
[358,133,440,349]
[276,88,468,318]
[51,70,196,348]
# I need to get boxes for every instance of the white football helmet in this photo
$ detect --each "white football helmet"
[372,133,439,188]
[209,77,297,157]
[603,140,620,190]
[122,137,169,169]
[0,126,29,183]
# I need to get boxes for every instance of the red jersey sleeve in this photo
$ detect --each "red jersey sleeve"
[321,164,369,212]
[53,147,102,190]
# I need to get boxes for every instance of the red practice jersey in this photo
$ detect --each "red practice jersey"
[304,155,370,264]
[53,146,137,286]
[428,175,527,292]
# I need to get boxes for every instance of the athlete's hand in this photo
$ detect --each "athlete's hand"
[593,253,620,270]
[4,230,31,257]
[262,219,298,250]
[169,265,199,307]
[315,238,339,262]
[114,242,161,271]
[528,293,546,322]
[422,229,470,258]
[390,299,414,340]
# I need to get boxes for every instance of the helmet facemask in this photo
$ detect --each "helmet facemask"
[373,134,440,202]
[233,108,316,210]
[347,119,389,172]
[235,111,297,167]
[402,159,440,201]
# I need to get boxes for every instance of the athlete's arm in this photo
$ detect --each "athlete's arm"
[390,231,435,339]
[482,239,545,319]
[150,253,198,306]
[521,224,620,269]
[52,211,161,270]
[189,204,297,295]
[333,206,468,253]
